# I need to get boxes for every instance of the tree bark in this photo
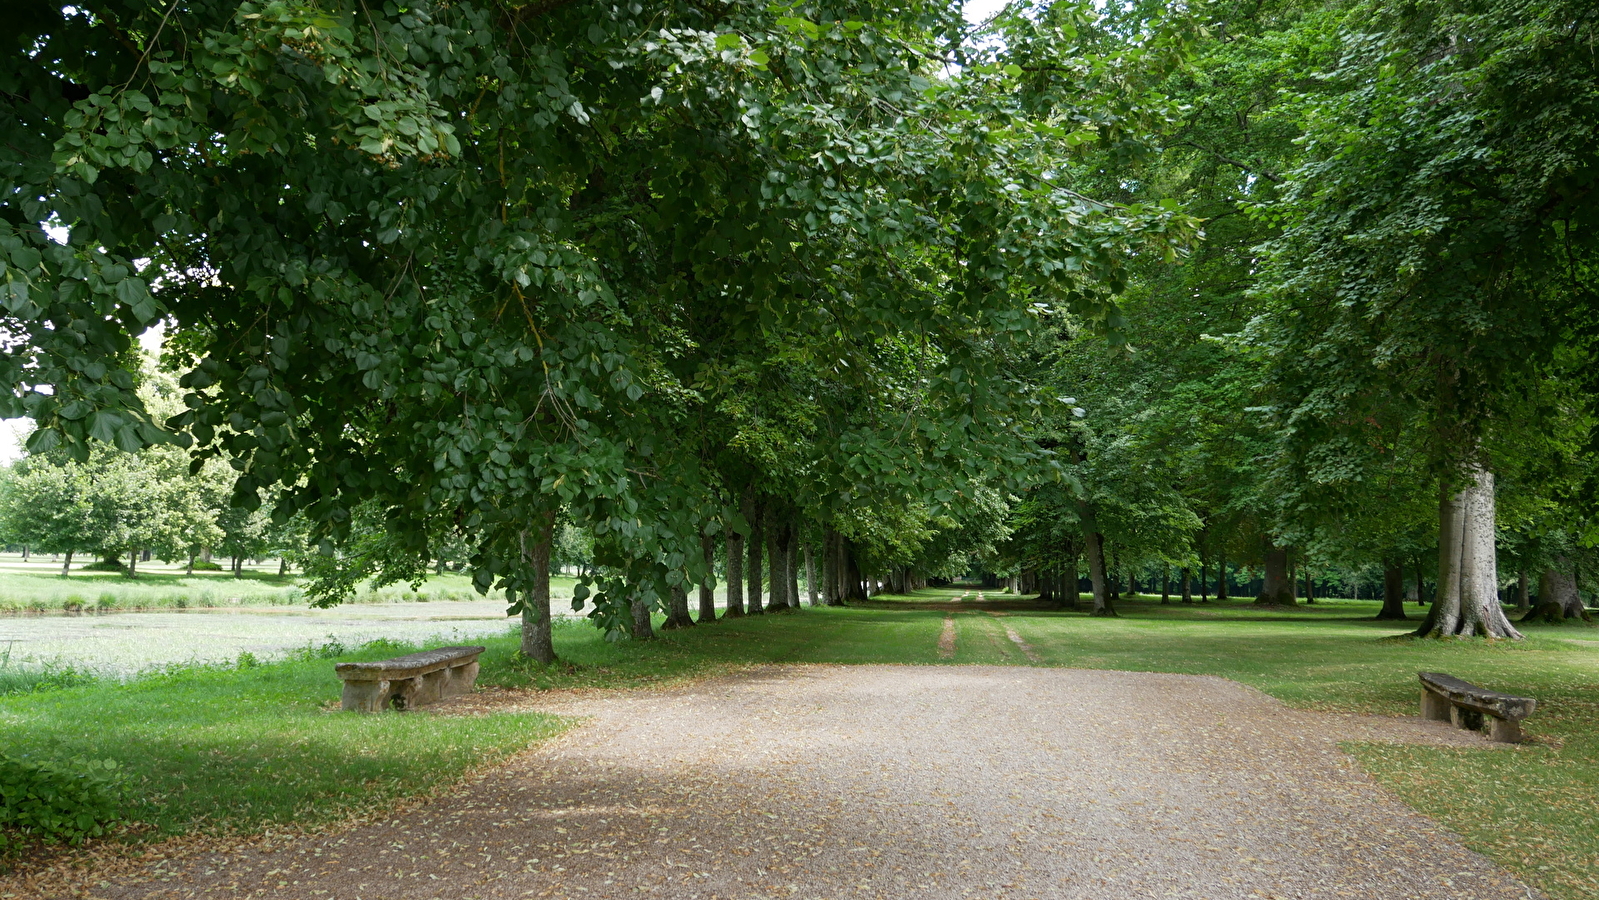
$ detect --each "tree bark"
[1161,564,1171,604]
[520,515,557,664]
[724,526,745,617]
[278,557,288,576]
[1199,554,1209,603]
[805,541,819,606]
[662,584,695,629]
[1305,568,1315,603]
[60,549,72,577]
[1255,544,1294,606]
[842,536,867,602]
[746,494,764,614]
[1377,556,1408,620]
[697,533,717,623]
[629,593,654,641]
[1217,552,1228,600]
[786,528,800,609]
[1514,570,1529,611]
[1180,566,1193,603]
[1417,467,1522,638]
[1084,529,1114,616]
[187,550,195,576]
[766,522,785,611]
[1523,560,1592,623]
[126,549,137,578]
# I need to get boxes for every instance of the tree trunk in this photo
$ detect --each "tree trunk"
[842,537,867,602]
[725,526,745,617]
[629,593,654,641]
[662,584,695,629]
[1161,564,1171,604]
[60,550,72,577]
[1377,557,1408,620]
[698,532,717,623]
[1199,557,1209,603]
[1305,568,1315,603]
[766,523,785,611]
[1127,572,1139,597]
[805,542,819,606]
[126,550,137,578]
[1180,567,1192,603]
[786,529,800,609]
[187,550,195,576]
[20,546,27,561]
[1417,467,1522,638]
[1084,530,1114,616]
[746,495,764,614]
[1524,560,1592,623]
[232,555,242,577]
[520,516,558,664]
[1255,545,1294,606]
[1413,554,1428,604]
[1217,552,1228,600]
[1513,570,1529,611]
[278,557,288,576]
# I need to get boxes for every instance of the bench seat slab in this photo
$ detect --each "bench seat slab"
[337,646,485,711]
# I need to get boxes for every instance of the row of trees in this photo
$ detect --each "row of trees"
[993,0,1599,634]
[2,0,1594,655]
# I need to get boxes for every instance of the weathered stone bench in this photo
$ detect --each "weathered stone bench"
[336,645,485,712]
[1419,672,1536,743]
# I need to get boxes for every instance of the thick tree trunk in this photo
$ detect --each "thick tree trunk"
[1255,545,1294,606]
[278,557,288,576]
[232,555,242,577]
[1514,570,1529,611]
[786,530,800,609]
[1417,468,1522,638]
[1180,567,1193,603]
[1377,557,1408,620]
[1217,553,1228,600]
[1037,565,1054,603]
[1161,564,1171,604]
[805,542,819,606]
[127,550,137,578]
[1084,529,1114,616]
[520,516,558,664]
[842,537,867,602]
[629,593,654,641]
[724,527,745,617]
[1305,569,1315,603]
[746,496,765,614]
[1414,554,1428,605]
[765,524,782,611]
[187,550,196,576]
[60,550,72,577]
[698,533,717,623]
[19,546,25,561]
[662,584,695,629]
[1127,572,1139,597]
[1524,561,1592,623]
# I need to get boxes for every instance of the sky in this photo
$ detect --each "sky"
[1,0,1008,465]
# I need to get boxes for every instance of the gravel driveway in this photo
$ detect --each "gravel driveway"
[88,665,1540,900]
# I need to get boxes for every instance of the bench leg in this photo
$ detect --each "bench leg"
[1450,704,1484,731]
[1421,689,1452,722]
[342,679,389,713]
[1487,717,1523,743]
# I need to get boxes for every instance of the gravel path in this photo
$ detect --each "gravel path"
[87,666,1540,900]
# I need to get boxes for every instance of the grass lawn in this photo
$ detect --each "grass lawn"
[2,587,1594,899]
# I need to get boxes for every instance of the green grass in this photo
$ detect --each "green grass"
[2,587,1594,898]
[0,636,566,845]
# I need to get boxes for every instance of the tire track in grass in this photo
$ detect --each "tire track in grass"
[937,615,957,659]
[985,611,1041,663]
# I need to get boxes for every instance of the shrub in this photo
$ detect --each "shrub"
[0,751,126,850]
[79,560,125,573]
[190,559,223,571]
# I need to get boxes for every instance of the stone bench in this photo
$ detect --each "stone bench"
[336,645,485,712]
[1419,672,1536,742]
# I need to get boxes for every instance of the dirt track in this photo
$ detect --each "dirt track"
[87,665,1540,900]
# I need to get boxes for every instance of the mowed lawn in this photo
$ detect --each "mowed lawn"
[2,588,1595,898]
